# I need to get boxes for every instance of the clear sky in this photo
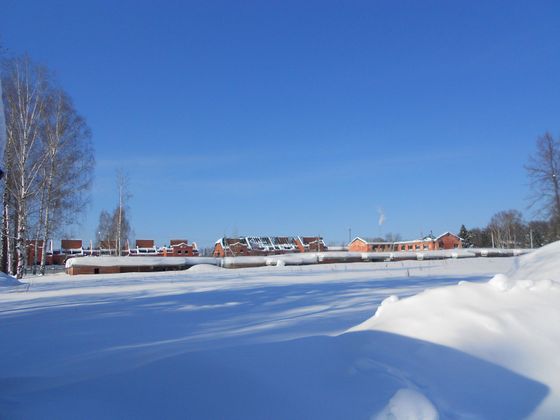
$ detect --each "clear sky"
[1,0,560,248]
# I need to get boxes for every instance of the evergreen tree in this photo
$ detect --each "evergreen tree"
[458,224,472,248]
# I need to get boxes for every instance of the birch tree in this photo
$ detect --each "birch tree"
[1,54,94,276]
[115,170,131,255]
[2,56,49,278]
[95,171,132,256]
[95,206,131,255]
[95,209,113,249]
[36,88,93,274]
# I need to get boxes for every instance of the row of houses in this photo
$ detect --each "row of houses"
[25,236,326,266]
[347,232,462,252]
[213,233,463,256]
[26,232,463,267]
[25,239,199,266]
[213,236,327,257]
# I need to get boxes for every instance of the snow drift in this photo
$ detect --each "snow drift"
[351,241,560,418]
[0,272,22,288]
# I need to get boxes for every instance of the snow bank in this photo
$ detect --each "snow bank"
[0,272,22,287]
[375,389,439,420]
[508,240,560,282]
[187,263,225,272]
[350,241,560,418]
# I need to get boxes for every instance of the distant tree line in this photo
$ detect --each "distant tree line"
[459,132,560,249]
[457,212,555,249]
[0,54,94,278]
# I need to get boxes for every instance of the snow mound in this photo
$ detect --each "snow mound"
[508,240,560,282]
[350,240,560,417]
[0,272,23,287]
[187,263,225,272]
[375,389,439,420]
[371,295,399,318]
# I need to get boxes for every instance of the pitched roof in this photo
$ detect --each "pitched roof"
[435,231,462,241]
[349,237,388,245]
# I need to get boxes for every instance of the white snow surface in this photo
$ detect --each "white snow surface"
[352,241,560,418]
[0,247,558,419]
[376,389,439,420]
[0,272,22,288]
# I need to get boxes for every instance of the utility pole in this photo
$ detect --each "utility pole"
[530,229,534,249]
[348,228,352,244]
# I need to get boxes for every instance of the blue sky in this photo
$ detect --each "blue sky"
[2,1,560,248]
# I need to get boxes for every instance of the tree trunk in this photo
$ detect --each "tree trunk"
[15,202,26,279]
[5,201,15,275]
[40,199,52,275]
[1,194,8,274]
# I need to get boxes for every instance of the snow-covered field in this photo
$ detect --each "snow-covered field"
[1,246,559,419]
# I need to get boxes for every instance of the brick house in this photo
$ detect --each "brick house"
[245,237,300,254]
[294,236,327,253]
[129,239,158,256]
[61,239,83,255]
[213,237,252,257]
[160,240,199,257]
[434,232,463,250]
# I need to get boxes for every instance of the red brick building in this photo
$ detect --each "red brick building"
[348,232,462,253]
[213,238,252,257]
[160,240,199,257]
[26,240,45,265]
[434,232,463,250]
[347,238,394,252]
[294,236,327,253]
[53,239,84,264]
[129,239,158,256]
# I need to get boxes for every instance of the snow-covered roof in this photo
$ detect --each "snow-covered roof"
[351,232,463,246]
[217,236,300,251]
[435,231,462,241]
[349,237,389,245]
[65,256,218,268]
[297,236,326,246]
